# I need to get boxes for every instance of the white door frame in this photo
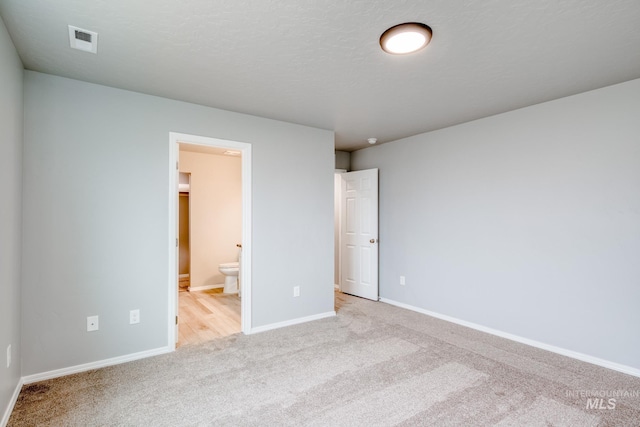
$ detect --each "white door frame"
[334,169,347,290]
[168,132,252,348]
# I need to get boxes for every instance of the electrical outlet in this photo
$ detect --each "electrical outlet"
[130,309,140,324]
[6,344,11,368]
[400,276,406,286]
[293,286,300,297]
[87,315,99,332]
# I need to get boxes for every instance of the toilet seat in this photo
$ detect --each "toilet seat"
[219,262,239,269]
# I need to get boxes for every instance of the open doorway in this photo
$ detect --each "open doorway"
[168,132,252,349]
[334,169,346,291]
[178,172,191,291]
[177,147,241,345]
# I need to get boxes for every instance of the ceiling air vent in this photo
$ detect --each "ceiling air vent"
[68,25,98,54]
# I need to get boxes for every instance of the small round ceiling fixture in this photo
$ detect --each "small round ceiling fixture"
[368,138,378,145]
[380,22,432,55]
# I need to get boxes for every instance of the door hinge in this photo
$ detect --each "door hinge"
[176,316,179,325]
[176,238,178,247]
[176,161,179,170]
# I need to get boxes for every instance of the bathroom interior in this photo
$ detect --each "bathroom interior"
[177,143,242,346]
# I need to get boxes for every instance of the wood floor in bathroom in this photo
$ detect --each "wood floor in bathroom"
[178,287,241,347]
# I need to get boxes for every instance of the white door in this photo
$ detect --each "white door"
[340,169,379,301]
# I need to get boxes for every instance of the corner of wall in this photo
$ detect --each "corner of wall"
[335,150,351,171]
[0,13,25,426]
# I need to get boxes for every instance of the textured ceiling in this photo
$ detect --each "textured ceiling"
[1,0,640,151]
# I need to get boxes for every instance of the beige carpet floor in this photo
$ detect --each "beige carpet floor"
[8,292,640,426]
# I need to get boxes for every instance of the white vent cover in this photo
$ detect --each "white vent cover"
[68,25,98,54]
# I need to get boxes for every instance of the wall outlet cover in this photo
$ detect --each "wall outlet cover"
[87,315,99,332]
[130,309,140,324]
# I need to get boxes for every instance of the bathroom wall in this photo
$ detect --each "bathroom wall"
[351,78,640,372]
[179,150,242,288]
[0,15,23,422]
[22,71,335,376]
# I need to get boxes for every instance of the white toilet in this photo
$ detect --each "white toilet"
[219,262,239,294]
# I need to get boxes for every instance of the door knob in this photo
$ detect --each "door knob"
[370,239,376,244]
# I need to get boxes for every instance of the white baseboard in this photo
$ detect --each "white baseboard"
[21,346,173,385]
[1,378,24,427]
[188,284,223,291]
[380,298,640,379]
[248,311,336,335]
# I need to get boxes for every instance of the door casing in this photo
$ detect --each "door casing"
[168,132,252,348]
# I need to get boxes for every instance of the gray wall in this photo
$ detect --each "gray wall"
[22,71,335,375]
[0,16,23,420]
[335,150,350,171]
[352,79,640,370]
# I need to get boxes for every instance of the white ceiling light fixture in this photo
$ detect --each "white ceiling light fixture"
[380,22,432,55]
[368,138,377,145]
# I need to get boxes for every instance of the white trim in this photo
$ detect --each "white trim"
[380,298,640,378]
[240,143,252,335]
[1,378,23,427]
[169,132,252,345]
[21,346,172,385]
[247,311,336,335]
[169,135,178,349]
[188,284,224,292]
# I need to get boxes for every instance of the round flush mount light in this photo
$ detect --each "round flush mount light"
[380,22,432,55]
[368,138,378,145]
